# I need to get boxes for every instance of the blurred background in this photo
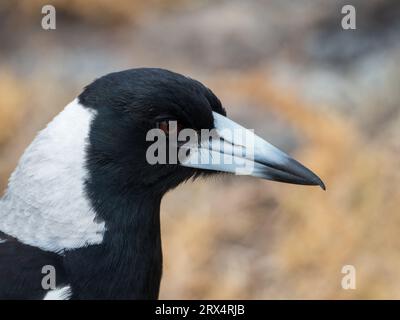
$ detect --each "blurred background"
[0,0,399,299]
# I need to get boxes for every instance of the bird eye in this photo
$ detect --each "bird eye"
[156,120,182,135]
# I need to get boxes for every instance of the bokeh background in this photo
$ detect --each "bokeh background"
[1,0,399,299]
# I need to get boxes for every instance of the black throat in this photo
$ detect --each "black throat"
[64,189,163,299]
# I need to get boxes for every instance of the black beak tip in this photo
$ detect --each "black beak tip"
[313,176,326,191]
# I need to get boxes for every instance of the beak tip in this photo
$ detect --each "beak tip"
[314,177,326,191]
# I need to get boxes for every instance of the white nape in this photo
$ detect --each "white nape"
[0,99,105,252]
[43,286,72,300]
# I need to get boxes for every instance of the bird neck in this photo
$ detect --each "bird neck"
[65,192,164,299]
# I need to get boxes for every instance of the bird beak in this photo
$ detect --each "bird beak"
[180,112,325,189]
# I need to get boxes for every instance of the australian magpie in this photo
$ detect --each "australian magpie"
[0,68,325,300]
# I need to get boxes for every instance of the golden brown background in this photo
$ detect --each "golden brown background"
[0,0,399,299]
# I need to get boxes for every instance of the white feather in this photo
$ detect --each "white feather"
[43,286,72,300]
[0,99,105,252]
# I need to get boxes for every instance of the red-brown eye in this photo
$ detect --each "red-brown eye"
[157,120,182,135]
[158,121,169,133]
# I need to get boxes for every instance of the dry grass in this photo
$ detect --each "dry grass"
[0,70,25,146]
[0,69,28,190]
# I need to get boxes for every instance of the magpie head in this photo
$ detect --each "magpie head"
[79,68,226,195]
[79,68,325,198]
